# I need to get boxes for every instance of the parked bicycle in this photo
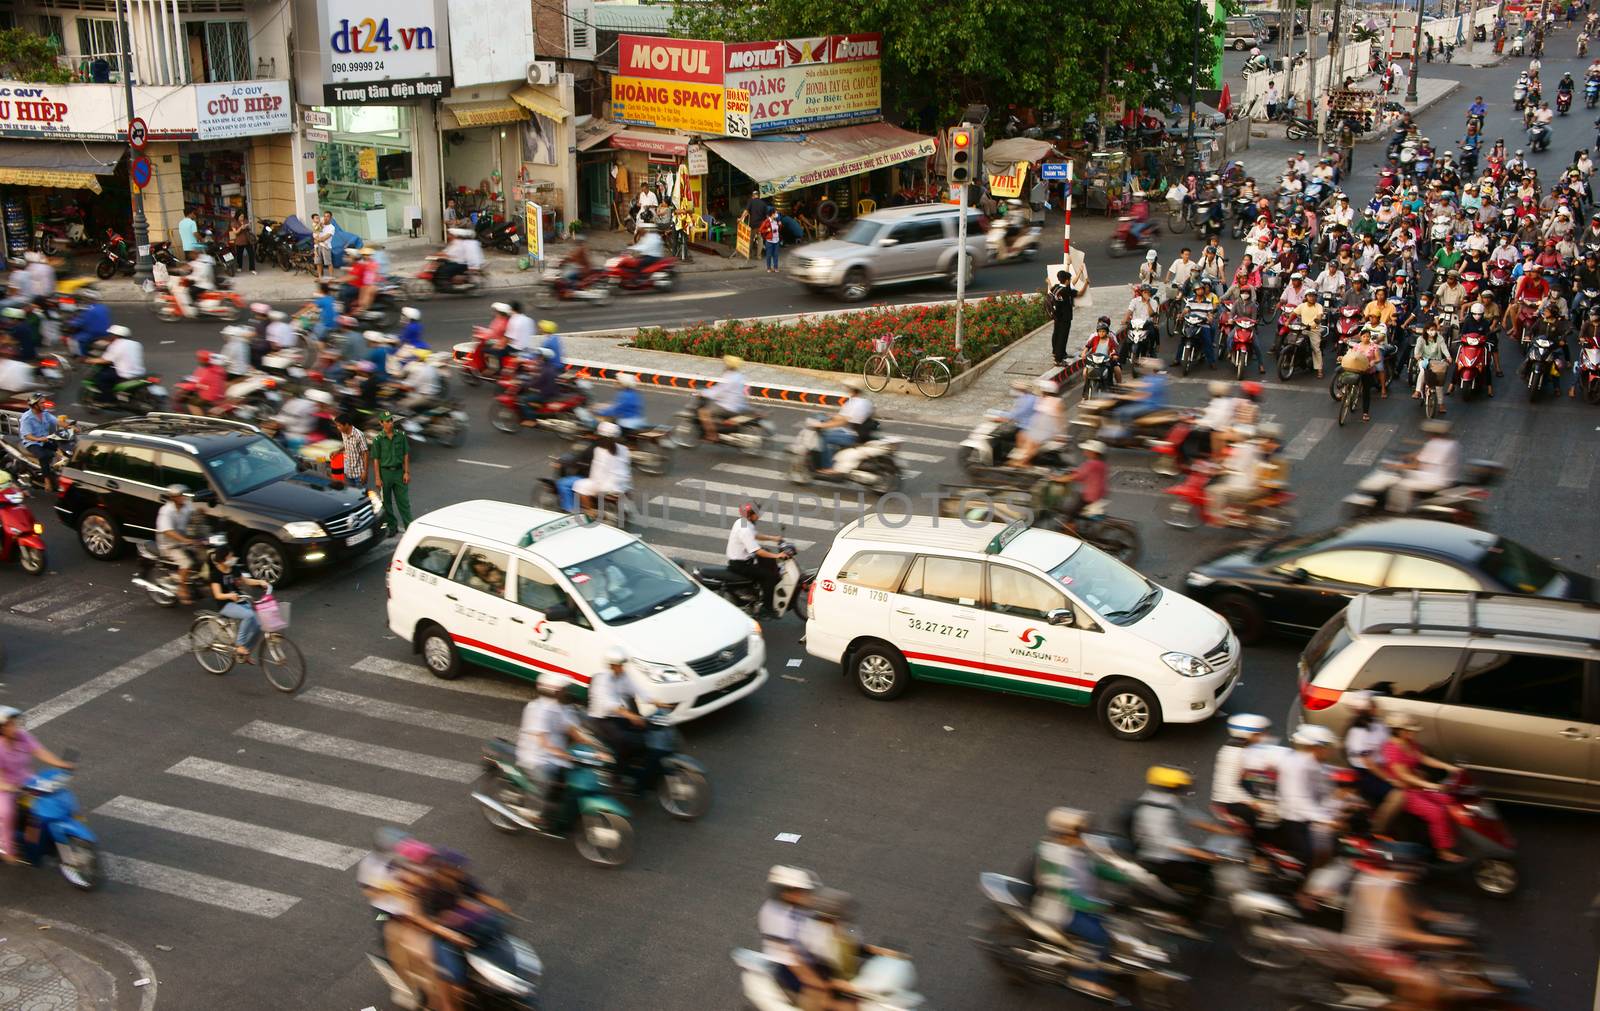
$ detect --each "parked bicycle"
[862,333,952,399]
[189,585,305,693]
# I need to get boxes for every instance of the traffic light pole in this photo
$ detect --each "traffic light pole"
[118,0,152,285]
[955,181,968,366]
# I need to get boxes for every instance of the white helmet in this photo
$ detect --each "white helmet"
[1146,249,1158,262]
[603,646,629,666]
[597,421,621,438]
[401,306,421,320]
[1226,713,1272,739]
[767,865,819,890]
[107,325,132,338]
[618,373,638,388]
[306,389,335,406]
[536,671,567,697]
[1291,724,1338,748]
[0,705,21,724]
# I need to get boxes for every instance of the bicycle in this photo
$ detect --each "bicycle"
[1335,368,1365,426]
[188,587,305,693]
[1420,359,1448,418]
[862,333,952,399]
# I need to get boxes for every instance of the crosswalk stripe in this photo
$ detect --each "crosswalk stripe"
[668,546,737,567]
[646,495,846,532]
[352,655,537,702]
[714,461,922,483]
[1282,418,1333,461]
[297,686,517,740]
[166,756,431,824]
[10,585,89,614]
[95,796,368,870]
[51,597,131,626]
[235,721,482,782]
[1559,449,1596,490]
[630,513,814,550]
[1489,432,1521,464]
[1342,424,1397,467]
[772,436,944,463]
[102,853,300,919]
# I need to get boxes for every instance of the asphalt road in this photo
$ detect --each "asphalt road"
[4,46,1599,1011]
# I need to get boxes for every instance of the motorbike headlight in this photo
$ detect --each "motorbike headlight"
[1161,651,1214,678]
[1185,571,1215,588]
[631,658,689,684]
[282,521,326,540]
[465,953,533,996]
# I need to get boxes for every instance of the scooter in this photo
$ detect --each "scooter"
[155,280,245,322]
[1176,303,1211,376]
[669,393,774,455]
[987,218,1041,263]
[1579,340,1600,403]
[408,255,484,299]
[958,411,1075,472]
[604,251,679,292]
[1391,771,1520,897]
[1343,457,1502,526]
[789,421,902,494]
[1162,461,1296,533]
[1276,320,1318,380]
[453,326,513,386]
[0,425,75,493]
[1521,332,1564,400]
[473,738,636,867]
[733,948,927,1011]
[13,759,100,890]
[490,373,591,439]
[80,370,165,414]
[1588,78,1599,109]
[1081,349,1116,399]
[365,914,543,1011]
[1124,317,1160,365]
[131,536,220,607]
[1106,214,1161,257]
[394,398,470,449]
[1225,315,1261,380]
[0,473,47,574]
[533,265,612,307]
[1528,122,1551,153]
[1452,332,1491,399]
[1558,89,1573,115]
[684,535,811,622]
[597,706,712,818]
[94,229,138,279]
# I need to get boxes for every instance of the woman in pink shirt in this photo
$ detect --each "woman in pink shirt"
[1378,713,1465,863]
[0,707,75,864]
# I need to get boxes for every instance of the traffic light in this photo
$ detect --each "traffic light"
[949,125,979,186]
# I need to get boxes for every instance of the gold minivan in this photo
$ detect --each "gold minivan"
[1297,589,1600,811]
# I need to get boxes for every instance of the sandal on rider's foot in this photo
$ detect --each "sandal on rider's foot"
[1362,414,1371,421]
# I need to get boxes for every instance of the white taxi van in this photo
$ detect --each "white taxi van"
[804,515,1240,740]
[388,501,767,722]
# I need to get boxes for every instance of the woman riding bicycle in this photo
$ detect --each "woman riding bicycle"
[208,542,271,663]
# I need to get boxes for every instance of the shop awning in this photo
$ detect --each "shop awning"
[510,85,568,122]
[704,122,937,199]
[0,140,123,194]
[576,120,624,152]
[438,100,528,130]
[607,129,688,156]
[982,137,1061,166]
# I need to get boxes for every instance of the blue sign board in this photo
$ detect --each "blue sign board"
[130,156,152,188]
[1039,162,1069,180]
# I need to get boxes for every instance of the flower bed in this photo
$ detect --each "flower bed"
[632,294,1048,374]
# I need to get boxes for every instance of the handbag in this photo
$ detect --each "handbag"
[255,591,289,633]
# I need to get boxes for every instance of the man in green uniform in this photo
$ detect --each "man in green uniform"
[371,411,412,537]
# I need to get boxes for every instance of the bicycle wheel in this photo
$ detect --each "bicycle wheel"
[260,633,307,693]
[1337,382,1356,426]
[863,353,893,392]
[189,616,236,675]
[1424,384,1439,419]
[912,357,952,399]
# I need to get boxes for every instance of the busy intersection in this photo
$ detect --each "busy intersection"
[2,12,1600,1011]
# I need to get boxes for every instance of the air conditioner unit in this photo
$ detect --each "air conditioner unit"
[527,61,557,86]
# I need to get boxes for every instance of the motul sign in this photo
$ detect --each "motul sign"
[725,42,786,72]
[831,34,881,62]
[618,36,724,84]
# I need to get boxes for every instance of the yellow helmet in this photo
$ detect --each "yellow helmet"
[1146,765,1192,790]
[538,319,558,334]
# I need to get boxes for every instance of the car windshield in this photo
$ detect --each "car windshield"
[203,437,297,496]
[1047,543,1158,626]
[837,219,882,245]
[561,540,698,625]
[1477,536,1566,595]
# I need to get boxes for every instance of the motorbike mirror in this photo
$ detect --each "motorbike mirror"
[1287,567,1310,583]
[544,603,574,624]
[1047,606,1075,627]
[191,488,217,504]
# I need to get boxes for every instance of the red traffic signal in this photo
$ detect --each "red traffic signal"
[949,125,977,185]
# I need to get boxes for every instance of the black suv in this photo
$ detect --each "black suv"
[56,414,379,584]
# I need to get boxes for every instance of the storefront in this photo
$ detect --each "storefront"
[439,98,524,225]
[0,140,127,258]
[311,105,421,242]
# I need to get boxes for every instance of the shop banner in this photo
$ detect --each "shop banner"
[987,160,1030,199]
[723,33,882,134]
[195,81,291,140]
[735,219,753,259]
[0,81,201,140]
[611,77,727,135]
[755,135,936,198]
[318,0,453,104]
[724,89,751,139]
[617,36,724,85]
[685,144,709,175]
[525,201,543,261]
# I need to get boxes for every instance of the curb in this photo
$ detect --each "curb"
[0,909,158,1011]
[565,358,849,408]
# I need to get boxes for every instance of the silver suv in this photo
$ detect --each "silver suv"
[1297,589,1600,812]
[790,204,986,302]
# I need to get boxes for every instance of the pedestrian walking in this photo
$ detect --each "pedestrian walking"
[761,207,782,272]
[228,209,258,274]
[334,415,371,493]
[371,411,412,537]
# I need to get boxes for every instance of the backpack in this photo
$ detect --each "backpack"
[1115,798,1147,846]
[1047,283,1069,319]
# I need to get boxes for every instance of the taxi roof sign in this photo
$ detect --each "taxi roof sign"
[986,518,1030,555]
[518,513,592,548]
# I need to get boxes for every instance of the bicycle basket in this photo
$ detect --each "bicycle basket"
[871,335,893,354]
[255,593,290,633]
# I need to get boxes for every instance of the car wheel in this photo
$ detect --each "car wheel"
[1212,592,1266,645]
[78,510,123,560]
[1097,678,1162,741]
[419,623,463,680]
[850,642,909,700]
[840,268,870,302]
[244,536,291,586]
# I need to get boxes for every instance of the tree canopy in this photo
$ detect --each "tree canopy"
[670,0,1231,132]
[0,29,72,84]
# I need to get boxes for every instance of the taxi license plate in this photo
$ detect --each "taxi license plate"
[347,528,373,546]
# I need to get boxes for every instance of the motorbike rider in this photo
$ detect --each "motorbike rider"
[1080,316,1123,389]
[813,376,877,475]
[1185,280,1221,368]
[628,222,666,276]
[397,306,426,349]
[726,501,786,619]
[1529,302,1574,393]
[393,347,443,414]
[1290,291,1327,379]
[1411,323,1452,404]
[759,866,832,1005]
[0,706,76,865]
[17,393,67,490]
[1378,712,1464,860]
[1211,713,1273,834]
[699,354,749,443]
[573,421,631,521]
[436,227,483,291]
[85,324,143,403]
[188,350,231,416]
[1130,766,1224,920]
[155,484,202,604]
[516,347,562,425]
[1343,691,1395,806]
[557,238,596,295]
[517,671,607,811]
[64,287,111,357]
[587,645,648,771]
[1387,417,1463,513]
[1278,724,1339,870]
[1032,807,1117,1001]
[594,372,648,432]
[1342,842,1473,1009]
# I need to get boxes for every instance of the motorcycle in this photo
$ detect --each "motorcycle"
[789,422,902,494]
[972,870,1189,1008]
[533,265,611,307]
[454,326,515,386]
[1176,303,1212,376]
[1343,457,1502,526]
[1081,349,1116,399]
[155,280,245,323]
[1071,398,1193,474]
[0,426,74,494]
[1124,317,1160,365]
[131,536,220,607]
[474,213,523,254]
[1331,304,1363,358]
[734,948,926,1011]
[1588,78,1600,109]
[393,397,470,449]
[1521,332,1563,400]
[408,254,484,299]
[1487,259,1514,304]
[1579,342,1600,403]
[367,927,543,1011]
[1229,196,1254,239]
[473,738,636,866]
[1106,214,1160,257]
[80,370,165,414]
[669,392,774,455]
[94,229,137,279]
[1224,314,1261,380]
[1374,166,1399,196]
[1276,319,1318,380]
[0,473,47,573]
[12,759,100,890]
[1162,461,1296,533]
[1528,122,1551,153]
[1453,331,1491,399]
[987,218,1041,263]
[604,251,679,293]
[490,373,591,439]
[684,535,812,623]
[598,706,711,818]
[1558,89,1573,115]
[958,410,1074,472]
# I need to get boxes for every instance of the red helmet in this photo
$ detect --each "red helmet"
[739,501,760,521]
[1240,380,1264,399]
[195,350,212,364]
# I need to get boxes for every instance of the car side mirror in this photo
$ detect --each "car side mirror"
[1047,607,1075,626]
[1288,567,1309,583]
[878,237,899,247]
[545,604,574,624]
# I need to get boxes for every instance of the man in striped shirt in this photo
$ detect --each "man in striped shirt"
[334,415,371,492]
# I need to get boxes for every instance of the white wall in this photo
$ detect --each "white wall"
[443,129,497,192]
[447,0,536,88]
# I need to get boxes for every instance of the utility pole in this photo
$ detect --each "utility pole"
[117,0,153,285]
[1187,0,1202,173]
[1303,0,1321,139]
[1406,0,1424,103]
[1321,0,1345,156]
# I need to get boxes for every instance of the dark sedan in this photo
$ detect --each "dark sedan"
[1182,518,1593,643]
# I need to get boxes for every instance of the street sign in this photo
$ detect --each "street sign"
[127,117,148,150]
[130,156,152,189]
[304,128,330,143]
[1040,162,1069,180]
[302,109,332,128]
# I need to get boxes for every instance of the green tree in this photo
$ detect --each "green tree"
[670,0,1231,132]
[0,28,72,84]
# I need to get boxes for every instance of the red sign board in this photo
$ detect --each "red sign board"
[617,36,724,85]
[829,33,882,63]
